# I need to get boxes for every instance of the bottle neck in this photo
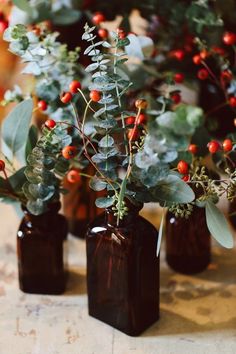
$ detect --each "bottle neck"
[22,202,61,229]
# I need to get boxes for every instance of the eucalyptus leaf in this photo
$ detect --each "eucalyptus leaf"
[153,175,195,203]
[9,167,26,191]
[53,8,80,25]
[93,107,106,118]
[13,0,33,13]
[206,201,234,248]
[95,197,114,208]
[2,98,33,157]
[25,125,38,159]
[89,176,107,191]
[85,62,100,73]
[28,183,55,201]
[26,199,46,215]
[98,135,114,148]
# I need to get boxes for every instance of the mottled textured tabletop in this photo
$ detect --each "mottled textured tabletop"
[0,203,236,354]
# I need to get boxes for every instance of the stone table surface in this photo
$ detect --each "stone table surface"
[0,203,236,354]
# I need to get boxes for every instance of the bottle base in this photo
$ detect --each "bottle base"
[19,275,66,295]
[166,255,211,274]
[88,308,159,336]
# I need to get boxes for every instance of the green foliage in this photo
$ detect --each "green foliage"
[206,201,234,248]
[151,175,195,204]
[25,125,38,159]
[12,0,81,25]
[23,124,71,215]
[2,99,33,160]
[4,25,82,123]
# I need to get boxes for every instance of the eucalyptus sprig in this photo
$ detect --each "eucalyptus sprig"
[60,24,196,225]
[3,24,82,122]
[23,123,72,215]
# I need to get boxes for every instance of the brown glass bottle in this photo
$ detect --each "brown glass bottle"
[17,202,68,294]
[63,166,103,238]
[166,206,211,274]
[86,204,160,336]
[229,199,236,229]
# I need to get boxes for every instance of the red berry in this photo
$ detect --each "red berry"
[69,80,81,94]
[174,73,184,84]
[223,32,236,46]
[45,119,56,129]
[223,139,233,152]
[62,146,77,160]
[90,90,101,102]
[177,160,189,175]
[0,20,8,33]
[229,96,236,108]
[127,128,139,141]
[38,100,47,111]
[197,68,209,80]
[98,28,108,39]
[171,93,181,104]
[0,160,5,171]
[199,50,209,60]
[193,54,201,65]
[67,170,81,183]
[188,144,198,154]
[182,174,190,182]
[212,46,225,56]
[207,140,221,154]
[92,12,105,25]
[135,99,148,110]
[137,113,147,125]
[126,116,135,125]
[60,92,72,104]
[172,49,185,61]
[117,28,126,39]
[221,70,232,82]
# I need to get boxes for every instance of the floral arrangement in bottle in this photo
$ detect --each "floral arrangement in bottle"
[51,23,234,250]
[0,98,72,215]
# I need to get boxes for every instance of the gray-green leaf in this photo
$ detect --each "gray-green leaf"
[95,197,114,208]
[153,175,195,203]
[2,98,33,158]
[206,201,234,249]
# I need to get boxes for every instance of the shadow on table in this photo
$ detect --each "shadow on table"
[142,249,236,337]
[65,269,87,295]
[143,309,236,337]
[196,248,236,284]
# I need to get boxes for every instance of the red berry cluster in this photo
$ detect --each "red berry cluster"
[126,100,148,141]
[207,139,233,153]
[60,80,82,104]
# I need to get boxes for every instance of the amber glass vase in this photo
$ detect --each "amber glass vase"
[86,204,160,336]
[17,202,68,295]
[229,199,236,229]
[63,166,102,238]
[166,206,211,274]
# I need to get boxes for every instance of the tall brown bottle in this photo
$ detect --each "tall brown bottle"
[166,206,211,274]
[17,202,68,294]
[86,204,160,336]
